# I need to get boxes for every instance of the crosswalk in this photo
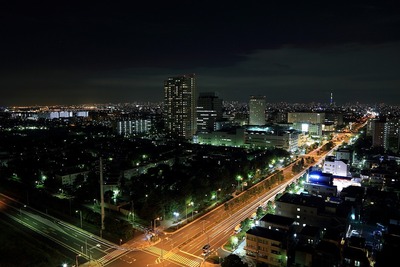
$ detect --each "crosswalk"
[94,244,201,267]
[97,248,129,266]
[145,246,201,267]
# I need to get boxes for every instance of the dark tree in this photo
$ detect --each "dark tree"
[221,254,248,267]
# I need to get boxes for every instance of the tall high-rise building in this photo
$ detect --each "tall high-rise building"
[197,92,223,133]
[370,117,400,151]
[248,95,266,126]
[164,74,197,139]
[371,118,386,148]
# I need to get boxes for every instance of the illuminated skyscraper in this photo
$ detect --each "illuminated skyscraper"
[164,74,197,139]
[249,95,266,126]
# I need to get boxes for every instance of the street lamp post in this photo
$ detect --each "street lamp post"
[187,201,194,222]
[76,254,81,267]
[173,212,179,229]
[237,175,243,192]
[20,204,26,215]
[153,217,160,231]
[217,188,221,201]
[192,210,198,221]
[76,210,83,228]
[127,201,134,224]
[89,244,101,262]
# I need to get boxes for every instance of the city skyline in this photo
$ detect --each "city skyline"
[1,2,400,106]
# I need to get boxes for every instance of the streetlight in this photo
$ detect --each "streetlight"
[192,210,198,221]
[153,217,160,231]
[20,204,26,215]
[76,254,81,267]
[89,244,101,262]
[217,188,221,201]
[237,175,243,191]
[129,201,134,223]
[187,202,194,221]
[76,210,82,228]
[173,212,179,229]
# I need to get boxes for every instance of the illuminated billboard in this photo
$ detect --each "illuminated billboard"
[307,170,333,185]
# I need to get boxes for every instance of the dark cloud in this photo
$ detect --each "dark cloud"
[1,1,399,106]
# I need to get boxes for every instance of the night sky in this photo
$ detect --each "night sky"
[1,1,400,106]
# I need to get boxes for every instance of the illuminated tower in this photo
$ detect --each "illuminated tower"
[249,95,266,126]
[330,92,333,106]
[164,74,197,139]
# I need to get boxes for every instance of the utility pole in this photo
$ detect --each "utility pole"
[100,157,105,237]
[131,201,134,223]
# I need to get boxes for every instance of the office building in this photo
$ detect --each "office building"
[196,92,223,133]
[246,126,300,152]
[249,95,266,126]
[196,127,246,147]
[287,112,325,124]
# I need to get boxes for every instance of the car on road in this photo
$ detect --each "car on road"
[202,244,211,256]
[234,224,241,234]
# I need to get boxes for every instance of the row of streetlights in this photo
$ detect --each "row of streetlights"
[153,201,197,232]
[150,188,224,231]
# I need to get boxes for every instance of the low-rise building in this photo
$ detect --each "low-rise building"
[275,192,350,230]
[245,226,289,267]
[258,213,296,232]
